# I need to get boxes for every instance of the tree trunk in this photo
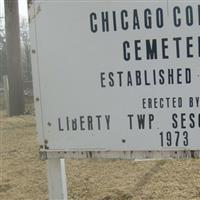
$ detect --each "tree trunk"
[4,0,25,116]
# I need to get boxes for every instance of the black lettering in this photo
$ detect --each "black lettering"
[144,70,150,85]
[137,115,145,129]
[128,114,134,130]
[96,115,102,130]
[186,37,193,58]
[177,68,182,84]
[121,10,129,30]
[123,41,130,61]
[199,5,200,25]
[172,113,178,128]
[135,71,142,85]
[199,114,200,127]
[80,116,85,131]
[181,113,186,129]
[156,8,164,28]
[149,114,154,129]
[148,98,152,108]
[66,117,69,130]
[102,12,109,32]
[117,71,123,87]
[166,98,170,108]
[146,39,158,60]
[198,37,200,57]
[133,9,140,29]
[90,13,98,33]
[108,72,114,87]
[144,9,152,29]
[186,68,191,83]
[105,115,110,130]
[87,116,93,130]
[186,6,193,26]
[162,38,169,59]
[168,69,174,84]
[173,37,181,58]
[153,69,156,85]
[58,118,64,131]
[142,99,146,109]
[135,40,142,60]
[178,97,183,107]
[159,70,165,84]
[72,119,78,131]
[127,71,133,86]
[189,97,193,108]
[189,113,195,128]
[100,72,106,88]
[160,98,164,108]
[112,11,117,31]
[173,7,181,27]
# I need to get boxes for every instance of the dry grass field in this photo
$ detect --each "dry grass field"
[1,114,200,200]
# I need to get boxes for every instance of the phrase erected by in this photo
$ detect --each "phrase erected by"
[57,3,200,148]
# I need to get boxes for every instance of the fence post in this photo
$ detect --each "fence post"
[2,75,9,115]
[47,158,67,200]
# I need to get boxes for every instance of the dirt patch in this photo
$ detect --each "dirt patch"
[1,115,200,200]
[0,184,12,193]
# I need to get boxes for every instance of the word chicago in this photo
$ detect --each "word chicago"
[89,5,200,32]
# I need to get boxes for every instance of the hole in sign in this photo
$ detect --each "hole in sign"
[122,139,126,143]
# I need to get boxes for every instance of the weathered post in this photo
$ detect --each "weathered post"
[47,158,67,200]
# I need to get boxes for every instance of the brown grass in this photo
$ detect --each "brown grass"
[1,115,200,200]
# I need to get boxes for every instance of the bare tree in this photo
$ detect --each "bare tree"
[0,33,6,82]
[21,17,32,82]
[4,0,24,116]
[0,14,6,84]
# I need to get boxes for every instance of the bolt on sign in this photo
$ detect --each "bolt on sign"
[29,0,200,153]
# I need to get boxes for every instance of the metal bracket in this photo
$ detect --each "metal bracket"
[39,150,47,161]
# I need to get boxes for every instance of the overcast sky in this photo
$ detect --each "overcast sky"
[18,0,28,18]
[0,0,28,18]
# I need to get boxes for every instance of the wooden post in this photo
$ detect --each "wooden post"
[4,0,25,116]
[47,158,68,200]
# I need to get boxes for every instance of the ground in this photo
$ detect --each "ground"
[1,115,200,200]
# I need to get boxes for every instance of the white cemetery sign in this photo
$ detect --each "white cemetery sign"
[30,1,200,153]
